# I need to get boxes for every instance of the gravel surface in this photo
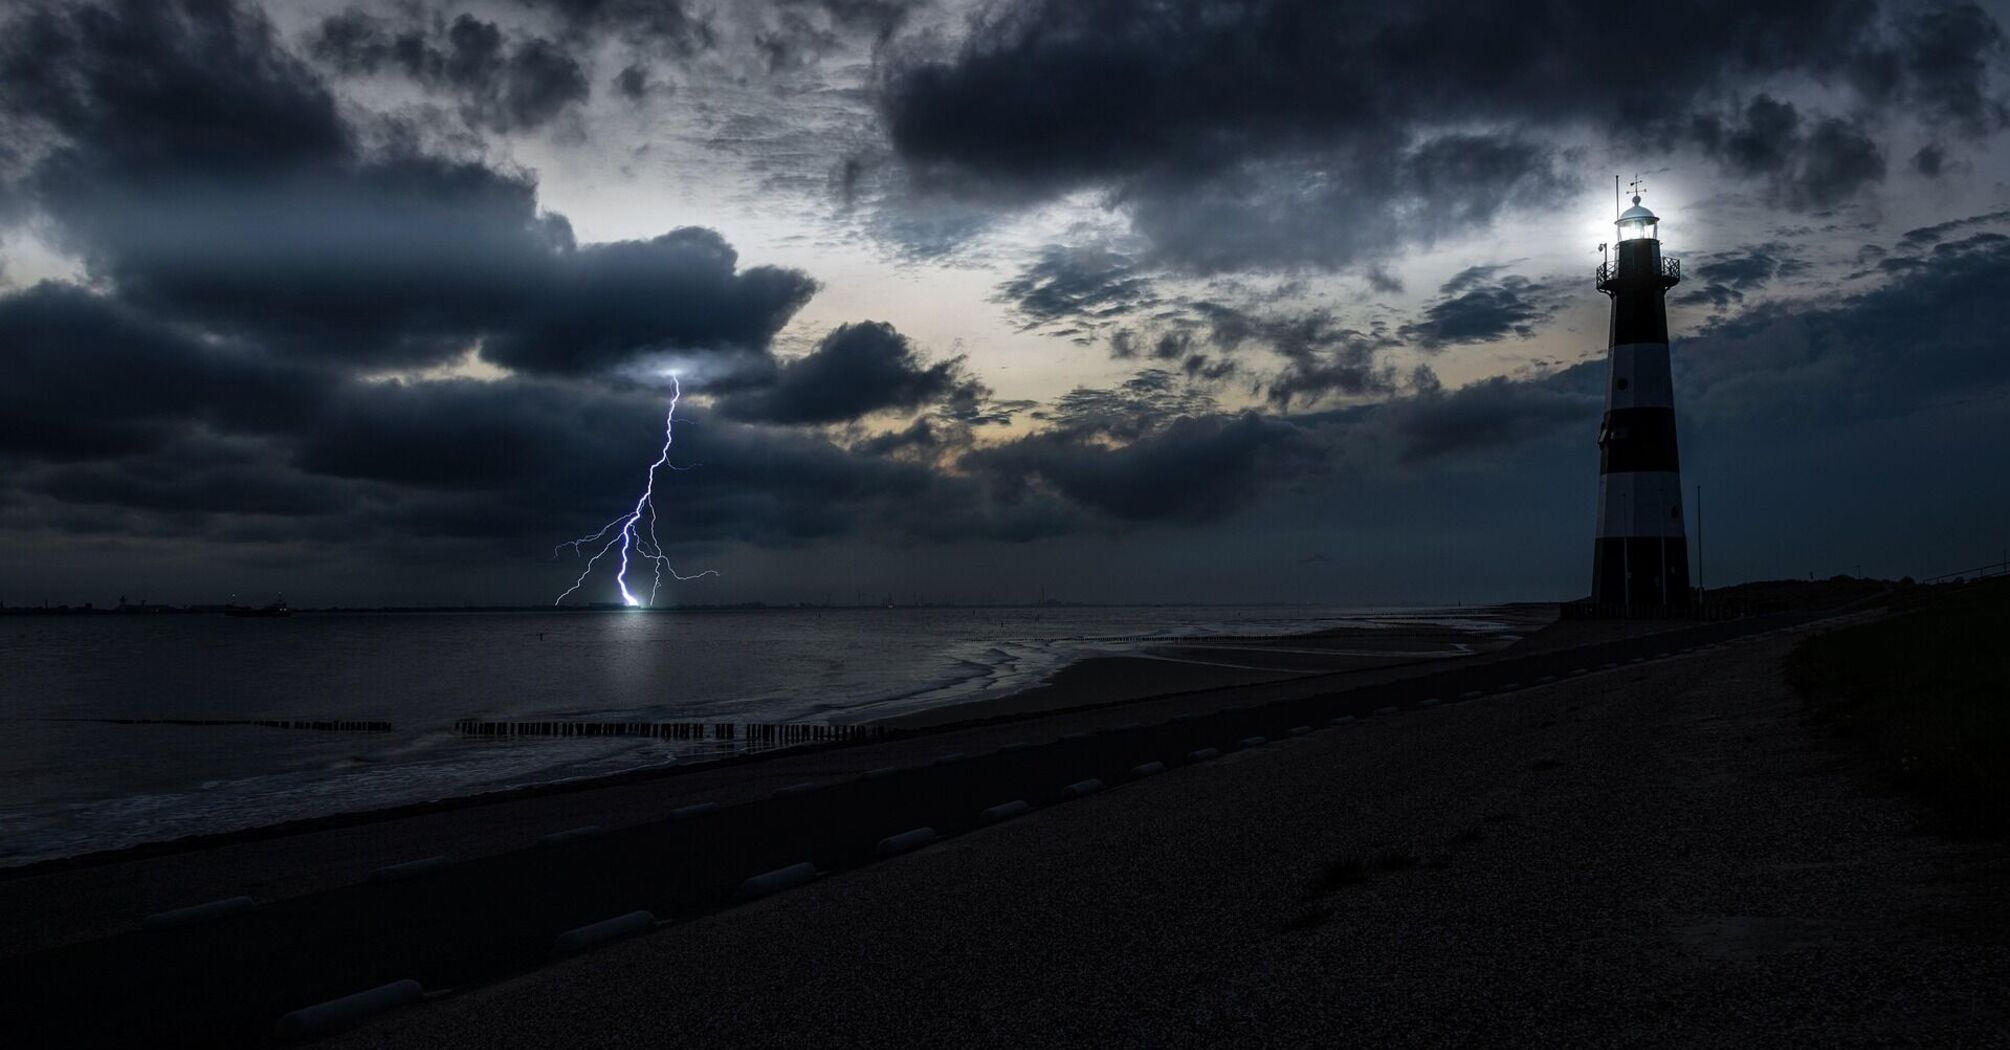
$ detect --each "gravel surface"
[330,634,2010,1048]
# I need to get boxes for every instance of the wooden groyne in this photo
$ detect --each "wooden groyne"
[451,719,887,748]
[79,718,393,732]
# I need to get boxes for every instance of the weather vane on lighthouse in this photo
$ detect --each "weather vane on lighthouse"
[1590,177,1690,612]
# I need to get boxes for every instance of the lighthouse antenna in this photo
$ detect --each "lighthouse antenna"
[1614,175,1621,220]
[1628,174,1644,202]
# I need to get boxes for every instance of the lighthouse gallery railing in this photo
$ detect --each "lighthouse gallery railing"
[1595,256,1680,286]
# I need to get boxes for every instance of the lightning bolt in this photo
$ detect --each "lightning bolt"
[554,375,718,607]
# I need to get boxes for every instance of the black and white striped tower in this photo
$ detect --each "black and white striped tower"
[1591,186,1690,611]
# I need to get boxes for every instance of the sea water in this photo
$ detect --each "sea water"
[0,605,1493,865]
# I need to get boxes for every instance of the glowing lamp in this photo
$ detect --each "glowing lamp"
[1616,197,1658,241]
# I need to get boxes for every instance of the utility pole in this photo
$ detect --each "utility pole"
[1696,483,1704,608]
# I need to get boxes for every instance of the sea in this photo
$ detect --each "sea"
[0,605,1499,867]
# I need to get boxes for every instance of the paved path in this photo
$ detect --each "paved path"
[331,631,2010,1048]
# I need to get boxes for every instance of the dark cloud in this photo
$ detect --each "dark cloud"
[1,0,351,183]
[1688,95,1888,210]
[0,321,1038,552]
[481,228,819,376]
[310,10,590,132]
[525,0,716,55]
[971,410,1320,524]
[6,0,2010,605]
[787,0,927,42]
[715,321,989,425]
[522,0,923,66]
[1911,143,1947,177]
[280,374,1072,550]
[613,63,654,99]
[295,377,592,490]
[1098,300,1401,408]
[1317,228,2010,471]
[8,205,2010,599]
[1378,368,1600,462]
[1397,268,1568,349]
[0,0,816,374]
[1030,370,1218,436]
[1119,133,1571,272]
[1895,209,2010,252]
[32,445,356,518]
[995,245,1160,334]
[278,374,973,545]
[878,0,2002,269]
[0,283,329,462]
[1850,2,2010,136]
[1684,230,2010,423]
[1674,243,1810,309]
[1191,304,1397,406]
[1263,336,1394,407]
[994,244,1394,396]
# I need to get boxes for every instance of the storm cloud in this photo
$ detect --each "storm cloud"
[971,410,1320,524]
[880,0,2006,270]
[0,283,330,462]
[0,0,818,375]
[310,9,591,132]
[1687,96,1888,210]
[1674,243,1811,310]
[996,245,1161,334]
[1398,266,1570,349]
[716,321,992,425]
[3,0,2010,605]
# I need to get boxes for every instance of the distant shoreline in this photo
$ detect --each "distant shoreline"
[0,606,1538,878]
[0,599,1561,616]
[877,609,1549,730]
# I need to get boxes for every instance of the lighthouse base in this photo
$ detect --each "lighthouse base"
[1591,535,1692,610]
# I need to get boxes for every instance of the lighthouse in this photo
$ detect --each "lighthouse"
[1591,184,1690,611]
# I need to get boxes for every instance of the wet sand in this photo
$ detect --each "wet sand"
[883,610,1546,730]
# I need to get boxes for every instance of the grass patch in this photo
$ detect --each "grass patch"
[1786,577,2010,835]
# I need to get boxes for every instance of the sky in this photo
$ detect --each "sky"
[1,0,2008,608]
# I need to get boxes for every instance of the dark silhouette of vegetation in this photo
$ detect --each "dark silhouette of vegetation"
[1789,576,2010,835]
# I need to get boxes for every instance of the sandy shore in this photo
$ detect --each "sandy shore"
[9,606,1956,1047]
[328,626,2010,1048]
[0,609,1558,959]
[882,609,1545,730]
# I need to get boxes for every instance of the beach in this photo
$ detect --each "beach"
[0,605,1510,867]
[0,608,1538,959]
[878,610,1549,729]
[322,612,2010,1049]
[9,601,1992,1047]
